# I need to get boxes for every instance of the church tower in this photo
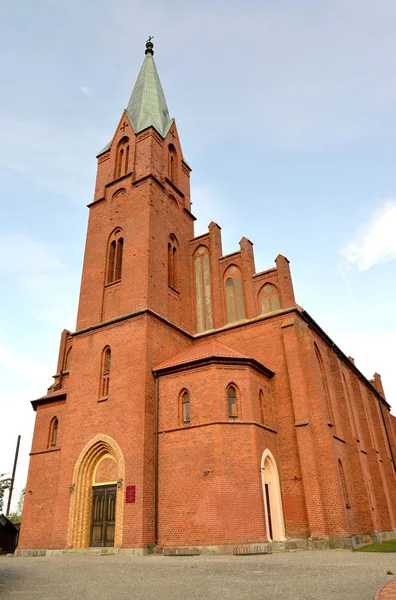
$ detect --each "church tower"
[18,39,196,552]
[77,37,194,332]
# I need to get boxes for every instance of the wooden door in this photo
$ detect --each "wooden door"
[90,485,117,547]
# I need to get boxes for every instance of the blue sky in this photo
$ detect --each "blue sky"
[1,0,396,509]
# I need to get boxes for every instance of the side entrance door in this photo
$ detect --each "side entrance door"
[90,485,117,547]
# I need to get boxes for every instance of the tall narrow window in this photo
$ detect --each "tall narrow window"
[168,235,179,290]
[194,246,213,333]
[259,283,280,314]
[338,460,350,508]
[224,265,246,323]
[342,371,359,440]
[182,391,190,425]
[100,347,111,398]
[114,137,130,179]
[107,230,124,284]
[227,386,238,419]
[314,343,335,426]
[49,418,58,448]
[115,238,123,281]
[107,241,116,283]
[168,144,177,184]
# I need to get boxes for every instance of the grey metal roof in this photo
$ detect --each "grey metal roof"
[97,53,173,157]
[126,54,173,138]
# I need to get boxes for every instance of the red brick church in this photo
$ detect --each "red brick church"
[18,40,396,555]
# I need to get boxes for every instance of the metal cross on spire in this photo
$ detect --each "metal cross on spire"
[145,36,154,55]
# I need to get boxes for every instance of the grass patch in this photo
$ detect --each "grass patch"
[355,539,396,553]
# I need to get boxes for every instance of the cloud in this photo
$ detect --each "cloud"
[80,86,92,96]
[341,200,396,271]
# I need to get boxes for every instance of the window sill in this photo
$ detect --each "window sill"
[105,279,121,289]
[168,285,180,295]
[105,171,133,188]
[30,447,61,456]
[165,177,184,198]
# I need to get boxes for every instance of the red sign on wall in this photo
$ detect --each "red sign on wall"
[126,485,136,503]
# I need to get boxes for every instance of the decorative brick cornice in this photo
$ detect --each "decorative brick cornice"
[31,390,67,411]
[153,355,274,379]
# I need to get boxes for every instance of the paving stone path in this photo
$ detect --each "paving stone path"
[0,550,395,600]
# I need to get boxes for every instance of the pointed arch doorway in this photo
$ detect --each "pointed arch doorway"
[67,435,125,549]
[261,449,286,542]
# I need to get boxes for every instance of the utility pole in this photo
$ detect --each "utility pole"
[6,435,21,516]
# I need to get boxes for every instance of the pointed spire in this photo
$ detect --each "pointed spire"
[126,38,173,138]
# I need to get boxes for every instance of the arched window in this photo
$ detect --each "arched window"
[227,385,238,419]
[168,235,179,290]
[259,283,280,314]
[182,391,190,425]
[114,137,130,179]
[168,144,177,184]
[49,418,58,448]
[338,460,350,508]
[194,245,213,332]
[107,230,124,284]
[224,265,246,323]
[64,347,72,372]
[314,343,335,426]
[100,347,111,398]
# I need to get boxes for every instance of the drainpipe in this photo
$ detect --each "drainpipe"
[154,374,159,545]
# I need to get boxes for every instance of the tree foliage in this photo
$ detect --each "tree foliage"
[0,474,11,514]
[7,488,25,523]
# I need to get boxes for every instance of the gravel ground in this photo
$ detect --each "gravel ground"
[0,550,395,600]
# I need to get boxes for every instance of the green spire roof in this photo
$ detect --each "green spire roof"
[97,40,173,157]
[126,52,173,138]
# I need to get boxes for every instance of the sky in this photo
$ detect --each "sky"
[1,0,396,511]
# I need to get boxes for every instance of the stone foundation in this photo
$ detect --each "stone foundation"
[14,531,396,557]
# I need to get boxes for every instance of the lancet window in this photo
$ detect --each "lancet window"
[107,231,124,284]
[181,391,190,425]
[114,137,130,179]
[259,283,280,314]
[100,347,111,398]
[338,460,350,508]
[49,417,58,448]
[194,245,213,332]
[168,144,177,184]
[168,235,179,291]
[224,265,246,323]
[314,343,335,427]
[227,385,238,419]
